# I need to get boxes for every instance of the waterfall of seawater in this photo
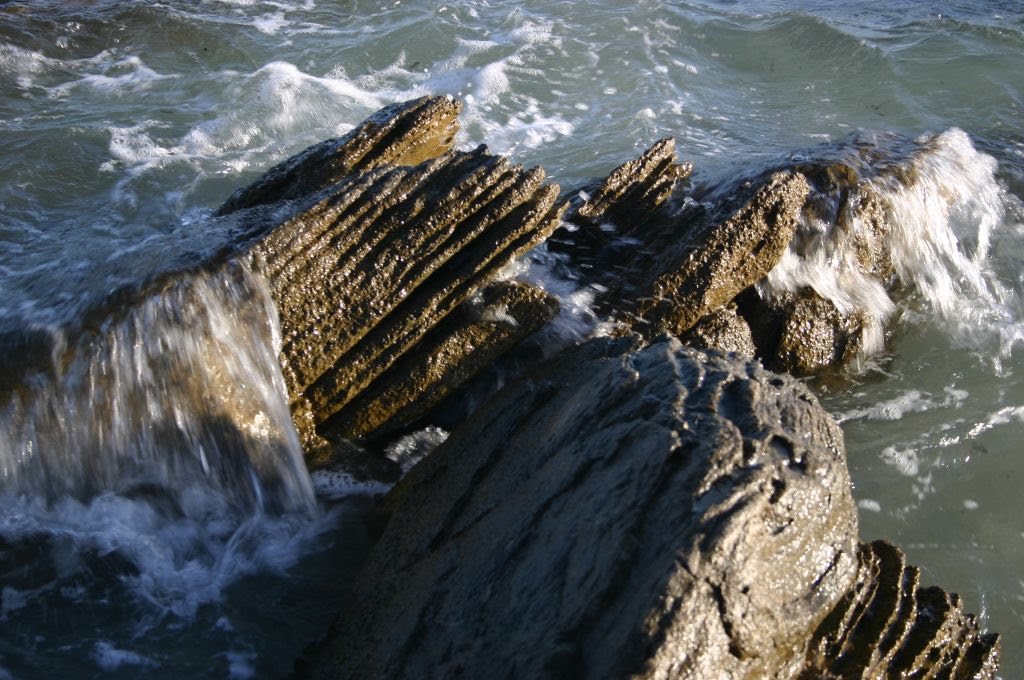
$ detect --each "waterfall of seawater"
[0,261,331,662]
[0,260,314,515]
[758,129,1019,367]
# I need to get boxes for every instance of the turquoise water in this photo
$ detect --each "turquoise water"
[1,0,1022,676]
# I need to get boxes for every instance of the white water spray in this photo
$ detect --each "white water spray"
[759,128,1018,363]
[0,261,315,515]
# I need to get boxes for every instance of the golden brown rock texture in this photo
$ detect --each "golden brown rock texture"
[220,96,564,446]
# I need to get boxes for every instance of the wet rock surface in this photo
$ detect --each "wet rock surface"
[303,337,998,679]
[319,280,559,441]
[219,96,566,450]
[802,540,1000,678]
[0,97,997,677]
[552,133,947,375]
[303,337,862,679]
[216,96,462,215]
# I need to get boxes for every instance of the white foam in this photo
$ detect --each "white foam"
[49,56,175,99]
[966,404,1024,439]
[857,499,882,512]
[835,387,968,423]
[93,641,159,672]
[226,651,257,679]
[879,445,921,477]
[1,586,36,619]
[385,426,449,474]
[760,128,1019,366]
[0,262,315,515]
[310,469,391,499]
[0,491,336,621]
[497,245,613,348]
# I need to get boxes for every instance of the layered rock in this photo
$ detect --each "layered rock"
[221,96,566,448]
[553,133,968,375]
[554,139,811,351]
[802,540,1000,678]
[304,336,861,678]
[302,336,998,679]
[320,280,558,440]
[216,96,463,215]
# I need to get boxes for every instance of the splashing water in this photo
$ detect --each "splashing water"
[0,261,314,514]
[759,128,1019,364]
[0,261,340,676]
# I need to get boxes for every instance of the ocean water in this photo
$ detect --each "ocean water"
[1,0,1022,677]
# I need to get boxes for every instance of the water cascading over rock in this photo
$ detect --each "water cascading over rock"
[0,96,1000,678]
[554,128,1009,376]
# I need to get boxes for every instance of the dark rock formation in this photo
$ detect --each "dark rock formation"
[302,336,998,679]
[802,540,1000,678]
[304,336,861,678]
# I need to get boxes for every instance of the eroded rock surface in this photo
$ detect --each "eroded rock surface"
[304,336,861,678]
[802,540,1000,678]
[217,97,566,447]
[216,96,462,215]
[553,131,989,376]
[302,336,998,679]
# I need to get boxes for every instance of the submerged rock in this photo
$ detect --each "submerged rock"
[302,336,997,679]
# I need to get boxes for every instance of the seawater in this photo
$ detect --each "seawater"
[1,0,1023,676]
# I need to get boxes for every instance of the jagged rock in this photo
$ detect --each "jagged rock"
[211,97,566,445]
[2,98,566,459]
[622,170,809,337]
[802,540,1000,678]
[571,137,691,227]
[319,280,559,440]
[548,138,691,299]
[678,303,756,359]
[241,144,564,434]
[302,336,862,678]
[555,144,810,341]
[216,96,462,215]
[738,288,872,377]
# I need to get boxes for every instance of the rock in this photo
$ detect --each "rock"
[549,138,693,301]
[303,336,862,678]
[318,280,559,440]
[571,137,691,228]
[1,98,566,462]
[802,540,1000,678]
[211,97,568,447]
[556,148,810,341]
[677,303,756,359]
[738,288,872,377]
[623,170,810,337]
[216,96,462,215]
[241,142,565,437]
